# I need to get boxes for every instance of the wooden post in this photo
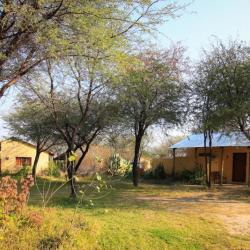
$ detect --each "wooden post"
[248,153,250,187]
[220,147,224,185]
[194,148,198,167]
[172,148,176,177]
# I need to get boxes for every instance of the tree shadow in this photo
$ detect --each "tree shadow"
[28,178,250,212]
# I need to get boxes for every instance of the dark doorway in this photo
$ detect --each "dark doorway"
[232,153,247,183]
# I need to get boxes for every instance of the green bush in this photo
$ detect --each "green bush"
[141,164,166,180]
[142,169,154,179]
[178,167,205,185]
[153,164,166,179]
[16,165,31,179]
[47,161,61,177]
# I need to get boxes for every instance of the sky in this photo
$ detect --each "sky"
[1,0,250,143]
[159,0,250,60]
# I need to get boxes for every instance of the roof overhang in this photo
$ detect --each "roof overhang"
[170,132,250,149]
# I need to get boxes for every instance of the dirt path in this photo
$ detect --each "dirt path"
[136,185,250,236]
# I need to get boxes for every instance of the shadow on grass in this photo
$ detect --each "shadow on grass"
[28,177,250,212]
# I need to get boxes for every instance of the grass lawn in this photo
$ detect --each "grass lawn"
[1,177,250,249]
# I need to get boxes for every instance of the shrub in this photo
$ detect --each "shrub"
[178,167,205,185]
[107,154,132,176]
[153,163,166,179]
[16,165,31,179]
[0,175,34,215]
[38,230,70,250]
[47,161,61,177]
[142,169,154,179]
[141,164,166,180]
[39,236,63,250]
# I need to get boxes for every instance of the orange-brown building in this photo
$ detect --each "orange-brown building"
[152,133,250,184]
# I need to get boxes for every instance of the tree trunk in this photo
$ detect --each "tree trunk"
[66,151,77,199]
[32,149,41,179]
[208,130,213,188]
[203,131,209,186]
[67,161,77,199]
[132,134,143,187]
[74,145,90,173]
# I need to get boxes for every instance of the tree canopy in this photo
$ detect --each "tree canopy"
[0,0,185,100]
[192,40,250,139]
[114,46,186,186]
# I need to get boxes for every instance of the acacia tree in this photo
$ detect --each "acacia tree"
[203,41,250,140]
[152,135,185,157]
[4,102,59,178]
[26,56,117,197]
[191,40,250,186]
[192,65,220,187]
[115,47,186,186]
[0,0,185,100]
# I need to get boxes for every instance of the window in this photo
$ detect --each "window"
[16,157,32,167]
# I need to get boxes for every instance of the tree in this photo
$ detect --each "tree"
[101,128,135,158]
[204,40,250,140]
[4,101,59,178]
[192,67,219,187]
[25,56,118,198]
[191,39,250,187]
[115,47,186,186]
[151,135,185,157]
[0,0,185,101]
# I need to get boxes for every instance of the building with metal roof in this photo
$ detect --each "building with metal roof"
[151,132,250,185]
[170,132,250,149]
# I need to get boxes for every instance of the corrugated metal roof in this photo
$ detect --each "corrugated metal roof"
[170,132,250,149]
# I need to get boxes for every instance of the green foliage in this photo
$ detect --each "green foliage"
[178,167,205,185]
[116,48,186,131]
[142,169,154,180]
[153,164,167,179]
[5,103,54,146]
[16,165,32,179]
[141,164,168,181]
[192,40,250,139]
[107,154,132,176]
[0,0,183,99]
[113,48,186,186]
[47,161,61,177]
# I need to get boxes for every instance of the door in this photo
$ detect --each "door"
[232,153,247,183]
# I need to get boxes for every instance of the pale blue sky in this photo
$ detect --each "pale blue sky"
[158,0,250,59]
[1,0,250,140]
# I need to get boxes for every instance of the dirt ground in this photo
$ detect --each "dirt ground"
[136,184,250,236]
